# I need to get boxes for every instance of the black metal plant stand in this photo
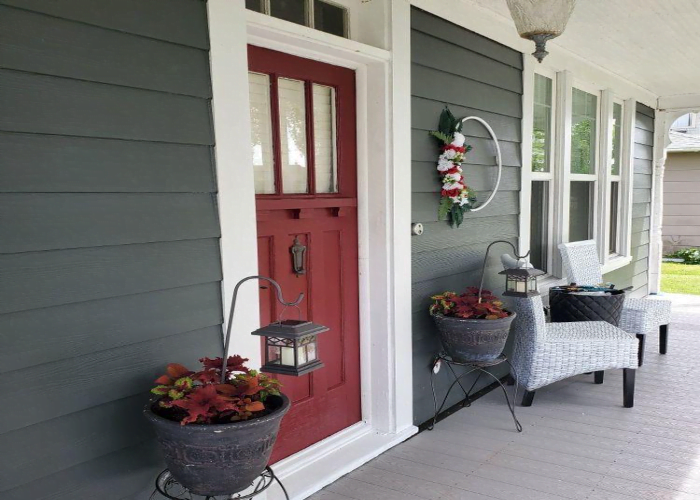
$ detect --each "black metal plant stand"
[428,353,522,433]
[150,467,289,500]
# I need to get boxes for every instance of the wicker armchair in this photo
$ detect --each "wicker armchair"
[558,240,672,365]
[509,295,638,407]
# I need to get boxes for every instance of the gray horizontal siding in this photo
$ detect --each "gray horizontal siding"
[411,8,523,426]
[0,2,222,498]
[604,103,654,298]
[0,132,215,193]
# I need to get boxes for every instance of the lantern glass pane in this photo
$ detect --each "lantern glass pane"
[297,345,308,365]
[529,277,538,292]
[267,345,281,364]
[281,346,295,366]
[306,341,317,361]
[515,278,527,293]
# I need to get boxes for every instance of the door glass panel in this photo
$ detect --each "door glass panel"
[314,1,347,37]
[530,181,549,272]
[245,0,264,13]
[532,74,552,173]
[312,84,338,193]
[571,88,597,174]
[278,78,309,194]
[569,181,594,242]
[611,102,622,176]
[270,0,307,26]
[248,72,276,194]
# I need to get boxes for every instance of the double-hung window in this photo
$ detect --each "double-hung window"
[569,86,599,243]
[522,67,635,281]
[529,73,555,273]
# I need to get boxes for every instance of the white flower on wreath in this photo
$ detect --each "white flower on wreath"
[451,132,466,147]
[443,149,457,160]
[437,158,452,172]
[444,172,461,182]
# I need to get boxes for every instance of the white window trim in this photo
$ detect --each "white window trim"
[520,67,637,281]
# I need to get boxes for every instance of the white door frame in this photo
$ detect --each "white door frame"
[207,2,416,499]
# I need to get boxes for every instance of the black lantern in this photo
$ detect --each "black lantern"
[499,267,546,297]
[252,319,329,376]
[221,275,330,382]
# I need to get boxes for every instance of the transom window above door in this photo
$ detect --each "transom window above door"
[246,0,349,38]
[248,72,339,195]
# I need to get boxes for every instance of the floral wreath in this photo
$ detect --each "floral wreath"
[429,107,476,228]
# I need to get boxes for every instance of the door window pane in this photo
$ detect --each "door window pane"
[569,181,594,242]
[609,181,620,253]
[278,78,309,194]
[248,72,276,194]
[611,102,622,176]
[312,84,338,193]
[530,181,550,272]
[532,74,552,173]
[314,1,347,37]
[571,88,597,174]
[270,0,307,26]
[245,0,264,13]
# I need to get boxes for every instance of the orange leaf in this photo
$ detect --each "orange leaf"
[215,384,238,396]
[167,363,191,378]
[245,401,265,412]
[154,375,172,385]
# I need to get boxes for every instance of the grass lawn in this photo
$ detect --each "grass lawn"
[661,262,700,295]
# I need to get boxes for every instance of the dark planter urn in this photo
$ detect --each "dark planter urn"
[432,312,516,363]
[144,394,290,496]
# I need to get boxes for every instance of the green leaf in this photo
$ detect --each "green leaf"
[438,107,457,136]
[151,385,170,395]
[450,204,465,228]
[429,130,451,144]
[438,197,452,221]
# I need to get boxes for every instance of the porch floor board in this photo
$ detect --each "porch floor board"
[308,294,700,500]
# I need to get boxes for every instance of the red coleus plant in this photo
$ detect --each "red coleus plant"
[151,355,281,425]
[429,287,510,320]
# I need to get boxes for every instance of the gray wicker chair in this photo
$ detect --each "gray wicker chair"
[558,240,672,365]
[509,294,638,407]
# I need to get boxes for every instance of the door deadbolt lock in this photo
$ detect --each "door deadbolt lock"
[411,223,424,236]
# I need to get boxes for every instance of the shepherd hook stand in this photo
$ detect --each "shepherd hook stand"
[150,466,289,500]
[428,353,522,433]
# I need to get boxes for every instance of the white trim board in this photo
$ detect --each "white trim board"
[208,2,417,499]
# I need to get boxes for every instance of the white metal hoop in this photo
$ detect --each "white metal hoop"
[460,116,502,212]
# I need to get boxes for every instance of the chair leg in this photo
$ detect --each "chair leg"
[506,374,516,386]
[594,371,605,384]
[636,333,646,367]
[521,390,536,407]
[623,368,636,408]
[660,324,669,355]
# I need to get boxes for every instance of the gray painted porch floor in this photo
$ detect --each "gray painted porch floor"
[309,294,700,500]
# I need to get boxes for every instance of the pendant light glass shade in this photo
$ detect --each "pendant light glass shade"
[506,0,576,62]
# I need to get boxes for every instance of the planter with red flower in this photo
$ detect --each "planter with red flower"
[430,288,516,363]
[144,355,289,496]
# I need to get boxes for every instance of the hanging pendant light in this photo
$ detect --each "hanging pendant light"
[506,0,576,63]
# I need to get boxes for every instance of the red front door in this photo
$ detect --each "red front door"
[248,46,361,462]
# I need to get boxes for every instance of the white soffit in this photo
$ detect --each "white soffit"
[472,0,700,99]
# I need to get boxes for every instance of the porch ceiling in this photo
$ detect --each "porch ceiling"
[473,0,700,100]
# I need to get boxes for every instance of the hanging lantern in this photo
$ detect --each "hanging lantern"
[252,319,329,376]
[499,267,546,297]
[506,0,576,62]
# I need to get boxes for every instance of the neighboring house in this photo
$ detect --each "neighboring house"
[1,1,698,499]
[662,122,700,253]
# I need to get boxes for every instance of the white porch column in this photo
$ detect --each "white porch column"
[649,111,670,294]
